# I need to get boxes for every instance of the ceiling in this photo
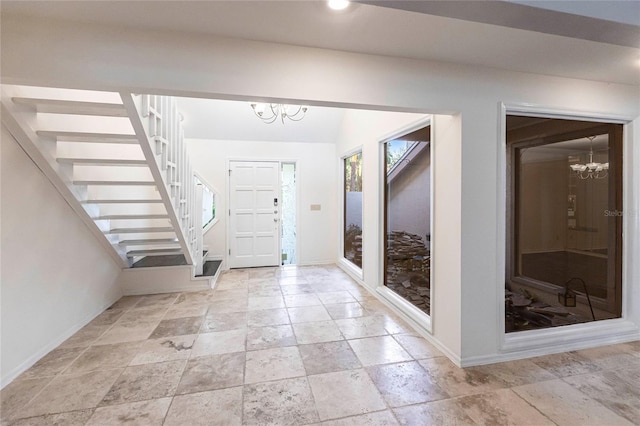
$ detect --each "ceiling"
[3,1,639,86]
[3,1,637,142]
[176,97,349,143]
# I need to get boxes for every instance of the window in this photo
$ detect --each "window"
[343,152,363,268]
[384,126,431,315]
[506,116,623,332]
[195,174,218,230]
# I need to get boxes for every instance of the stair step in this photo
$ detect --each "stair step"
[37,131,139,144]
[74,180,156,186]
[126,248,184,258]
[106,227,174,234]
[83,199,164,204]
[57,158,148,167]
[119,238,180,245]
[12,97,128,117]
[96,214,170,220]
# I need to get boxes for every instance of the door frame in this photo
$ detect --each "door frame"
[225,157,299,269]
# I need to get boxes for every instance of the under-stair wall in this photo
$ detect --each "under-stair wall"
[1,126,122,387]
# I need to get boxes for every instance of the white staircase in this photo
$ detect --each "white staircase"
[1,85,205,279]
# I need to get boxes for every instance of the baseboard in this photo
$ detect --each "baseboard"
[0,292,122,389]
[336,262,461,367]
[460,318,640,367]
[297,260,336,267]
[119,265,210,295]
[337,258,363,281]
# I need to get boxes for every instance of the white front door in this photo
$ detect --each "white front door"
[228,161,281,268]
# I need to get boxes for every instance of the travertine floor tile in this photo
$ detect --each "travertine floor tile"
[284,294,322,308]
[513,378,633,426]
[335,316,388,339]
[176,352,245,394]
[134,293,179,308]
[280,284,315,295]
[94,320,158,345]
[20,347,85,380]
[317,291,357,305]
[563,369,640,424]
[473,359,557,387]
[108,296,141,311]
[6,409,93,426]
[19,370,121,418]
[86,398,171,426]
[247,308,290,327]
[321,410,399,426]
[163,304,208,320]
[348,336,412,366]
[243,377,319,425]
[418,357,505,397]
[207,297,248,313]
[248,268,276,280]
[456,388,555,425]
[0,377,53,421]
[574,344,640,371]
[149,316,203,338]
[130,334,196,365]
[59,325,110,348]
[88,309,126,327]
[9,264,640,426]
[118,306,168,324]
[164,387,243,426]
[325,302,367,320]
[201,310,247,332]
[279,276,309,286]
[299,341,361,375]
[367,361,448,407]
[247,286,282,298]
[308,369,386,421]
[246,325,297,350]
[287,306,331,324]
[293,320,344,344]
[393,399,476,426]
[244,347,306,384]
[64,341,143,374]
[392,334,443,360]
[191,329,247,357]
[99,360,185,406]
[248,296,285,311]
[530,351,601,378]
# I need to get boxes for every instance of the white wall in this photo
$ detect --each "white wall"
[1,128,122,386]
[335,109,428,278]
[388,145,431,240]
[2,16,638,364]
[186,139,337,266]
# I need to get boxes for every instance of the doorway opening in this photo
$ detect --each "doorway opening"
[281,162,297,265]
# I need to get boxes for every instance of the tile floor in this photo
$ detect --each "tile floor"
[2,264,639,425]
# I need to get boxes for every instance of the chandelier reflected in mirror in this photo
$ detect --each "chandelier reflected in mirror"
[569,136,608,180]
[250,103,308,124]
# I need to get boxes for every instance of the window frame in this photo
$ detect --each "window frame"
[340,147,364,274]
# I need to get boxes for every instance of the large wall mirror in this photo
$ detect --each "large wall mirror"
[505,115,623,332]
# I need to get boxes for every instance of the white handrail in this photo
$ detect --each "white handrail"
[135,94,204,272]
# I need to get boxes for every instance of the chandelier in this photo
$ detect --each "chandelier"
[250,103,308,124]
[569,136,608,180]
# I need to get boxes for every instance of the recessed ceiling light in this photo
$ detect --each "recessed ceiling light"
[328,0,350,11]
